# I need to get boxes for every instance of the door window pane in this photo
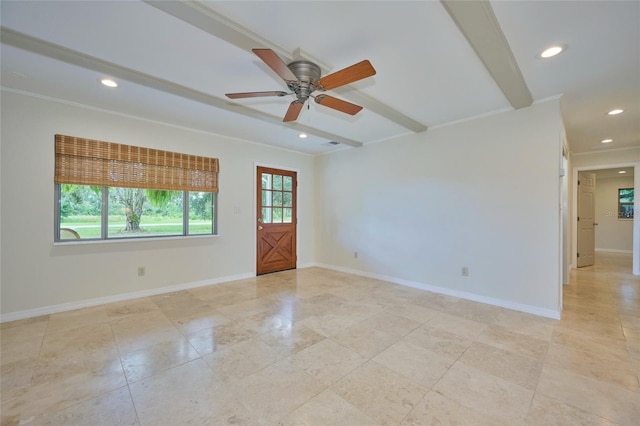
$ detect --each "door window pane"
[273,175,283,190]
[283,208,292,223]
[273,191,283,206]
[262,190,271,207]
[283,176,292,191]
[283,192,292,207]
[262,173,272,190]
[262,207,272,224]
[273,208,283,223]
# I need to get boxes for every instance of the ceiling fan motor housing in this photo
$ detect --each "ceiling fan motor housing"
[287,60,322,102]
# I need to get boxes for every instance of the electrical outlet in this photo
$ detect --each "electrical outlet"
[461,267,469,277]
[138,266,145,277]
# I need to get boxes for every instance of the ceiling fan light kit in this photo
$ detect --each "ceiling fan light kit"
[226,48,376,123]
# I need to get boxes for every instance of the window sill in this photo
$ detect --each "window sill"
[53,234,219,246]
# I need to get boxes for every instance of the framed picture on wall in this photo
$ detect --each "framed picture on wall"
[618,188,634,219]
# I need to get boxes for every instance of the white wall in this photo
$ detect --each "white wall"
[316,100,564,317]
[0,91,316,318]
[595,176,634,253]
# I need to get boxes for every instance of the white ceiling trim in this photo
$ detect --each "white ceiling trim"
[0,26,363,148]
[145,0,428,134]
[441,0,533,109]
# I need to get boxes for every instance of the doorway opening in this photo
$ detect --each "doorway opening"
[255,165,298,275]
[572,164,638,275]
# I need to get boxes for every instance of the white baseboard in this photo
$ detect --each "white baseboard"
[0,272,255,323]
[315,263,561,320]
[595,248,633,254]
[1,263,562,323]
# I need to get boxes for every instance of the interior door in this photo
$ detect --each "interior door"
[577,172,596,267]
[256,166,297,275]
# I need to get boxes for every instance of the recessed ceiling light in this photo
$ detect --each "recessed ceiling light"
[100,78,118,88]
[607,109,624,115]
[619,170,627,174]
[601,139,613,143]
[298,133,308,139]
[538,44,566,59]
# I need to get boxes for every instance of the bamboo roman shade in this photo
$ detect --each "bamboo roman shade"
[54,135,218,192]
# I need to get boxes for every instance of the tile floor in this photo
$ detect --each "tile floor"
[1,252,639,425]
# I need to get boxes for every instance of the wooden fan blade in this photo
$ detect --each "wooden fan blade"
[226,91,288,99]
[283,101,304,122]
[252,48,297,82]
[314,60,376,90]
[314,94,363,115]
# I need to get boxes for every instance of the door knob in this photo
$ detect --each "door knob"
[258,226,263,230]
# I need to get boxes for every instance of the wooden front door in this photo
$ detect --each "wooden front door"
[256,166,297,275]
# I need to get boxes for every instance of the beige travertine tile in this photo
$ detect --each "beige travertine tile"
[230,358,326,423]
[289,338,366,386]
[537,364,640,425]
[0,321,46,365]
[104,297,161,320]
[281,389,376,426]
[46,305,109,334]
[373,340,454,388]
[1,362,127,425]
[120,337,201,383]
[439,298,501,324]
[331,323,399,358]
[34,386,138,425]
[111,311,184,355]
[201,336,279,385]
[403,323,472,358]
[433,362,534,424]
[491,309,556,340]
[545,341,638,391]
[0,314,49,330]
[360,311,422,337]
[425,311,488,340]
[1,320,48,347]
[183,320,258,356]
[477,325,549,360]
[551,327,630,360]
[401,390,510,426]
[298,312,358,337]
[525,393,620,426]
[384,303,439,323]
[129,358,255,425]
[332,361,427,425]
[258,322,325,356]
[457,342,543,389]
[171,309,230,335]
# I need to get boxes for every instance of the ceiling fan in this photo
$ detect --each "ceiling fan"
[226,49,376,122]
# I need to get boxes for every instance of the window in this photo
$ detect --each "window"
[261,172,294,223]
[618,188,634,219]
[54,135,218,241]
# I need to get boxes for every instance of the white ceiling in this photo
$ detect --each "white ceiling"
[1,1,638,156]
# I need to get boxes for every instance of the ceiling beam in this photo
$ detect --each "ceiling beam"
[441,0,533,109]
[145,0,428,133]
[0,27,362,147]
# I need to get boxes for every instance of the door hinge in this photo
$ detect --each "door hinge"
[577,217,580,221]
[578,180,581,185]
[577,253,580,258]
